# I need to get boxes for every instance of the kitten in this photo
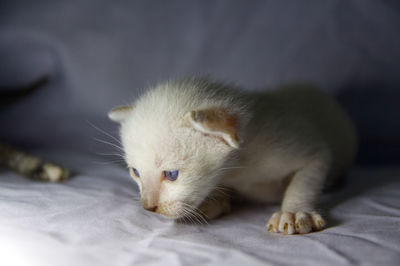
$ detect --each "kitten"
[109,78,356,234]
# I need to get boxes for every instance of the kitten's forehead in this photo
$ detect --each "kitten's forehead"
[123,125,193,168]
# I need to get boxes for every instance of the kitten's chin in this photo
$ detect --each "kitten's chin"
[157,213,182,220]
[156,200,199,220]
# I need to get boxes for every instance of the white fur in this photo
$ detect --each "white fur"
[109,78,357,233]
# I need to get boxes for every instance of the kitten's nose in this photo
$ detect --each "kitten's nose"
[144,206,158,212]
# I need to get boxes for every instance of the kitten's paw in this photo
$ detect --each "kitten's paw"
[198,199,231,220]
[198,197,231,220]
[266,211,326,235]
[197,187,232,220]
[309,212,326,231]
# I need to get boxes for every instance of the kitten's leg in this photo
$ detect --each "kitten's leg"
[0,143,70,182]
[267,155,329,234]
[198,187,232,220]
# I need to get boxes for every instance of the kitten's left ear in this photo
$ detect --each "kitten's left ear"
[184,108,240,148]
[108,106,133,123]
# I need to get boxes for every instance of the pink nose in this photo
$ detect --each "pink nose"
[144,206,158,212]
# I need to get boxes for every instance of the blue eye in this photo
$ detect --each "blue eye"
[163,170,179,181]
[130,167,140,178]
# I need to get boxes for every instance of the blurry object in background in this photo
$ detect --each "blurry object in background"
[0,76,70,181]
[0,75,49,107]
[0,142,70,182]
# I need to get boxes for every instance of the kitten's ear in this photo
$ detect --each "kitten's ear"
[108,106,133,123]
[184,108,240,148]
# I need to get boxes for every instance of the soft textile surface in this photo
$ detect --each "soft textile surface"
[1,150,399,266]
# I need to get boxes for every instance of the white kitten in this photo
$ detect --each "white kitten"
[109,77,356,234]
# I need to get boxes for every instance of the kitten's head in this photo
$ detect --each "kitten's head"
[108,84,245,219]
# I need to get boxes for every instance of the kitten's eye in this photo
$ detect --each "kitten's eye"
[163,170,179,181]
[129,167,140,178]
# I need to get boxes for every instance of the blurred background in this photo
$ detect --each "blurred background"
[1,0,399,165]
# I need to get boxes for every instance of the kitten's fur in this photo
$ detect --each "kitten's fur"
[109,78,356,234]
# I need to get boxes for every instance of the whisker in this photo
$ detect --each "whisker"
[183,207,199,224]
[180,202,208,225]
[87,120,122,145]
[94,138,124,152]
[181,208,195,225]
[218,166,247,171]
[90,159,125,165]
[193,208,208,225]
[96,152,125,159]
[213,186,231,198]
[188,204,208,220]
[183,207,197,225]
[190,209,207,225]
[180,214,188,224]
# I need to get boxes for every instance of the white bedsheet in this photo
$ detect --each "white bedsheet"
[1,150,400,266]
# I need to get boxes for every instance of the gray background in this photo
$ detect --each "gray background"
[1,0,400,164]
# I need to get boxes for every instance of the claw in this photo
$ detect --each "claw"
[267,211,325,235]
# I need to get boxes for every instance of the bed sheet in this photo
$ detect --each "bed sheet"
[0,150,399,266]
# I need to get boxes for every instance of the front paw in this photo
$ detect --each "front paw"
[198,197,231,220]
[266,211,326,235]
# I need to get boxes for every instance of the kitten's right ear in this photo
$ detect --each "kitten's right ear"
[108,106,133,123]
[183,108,241,149]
